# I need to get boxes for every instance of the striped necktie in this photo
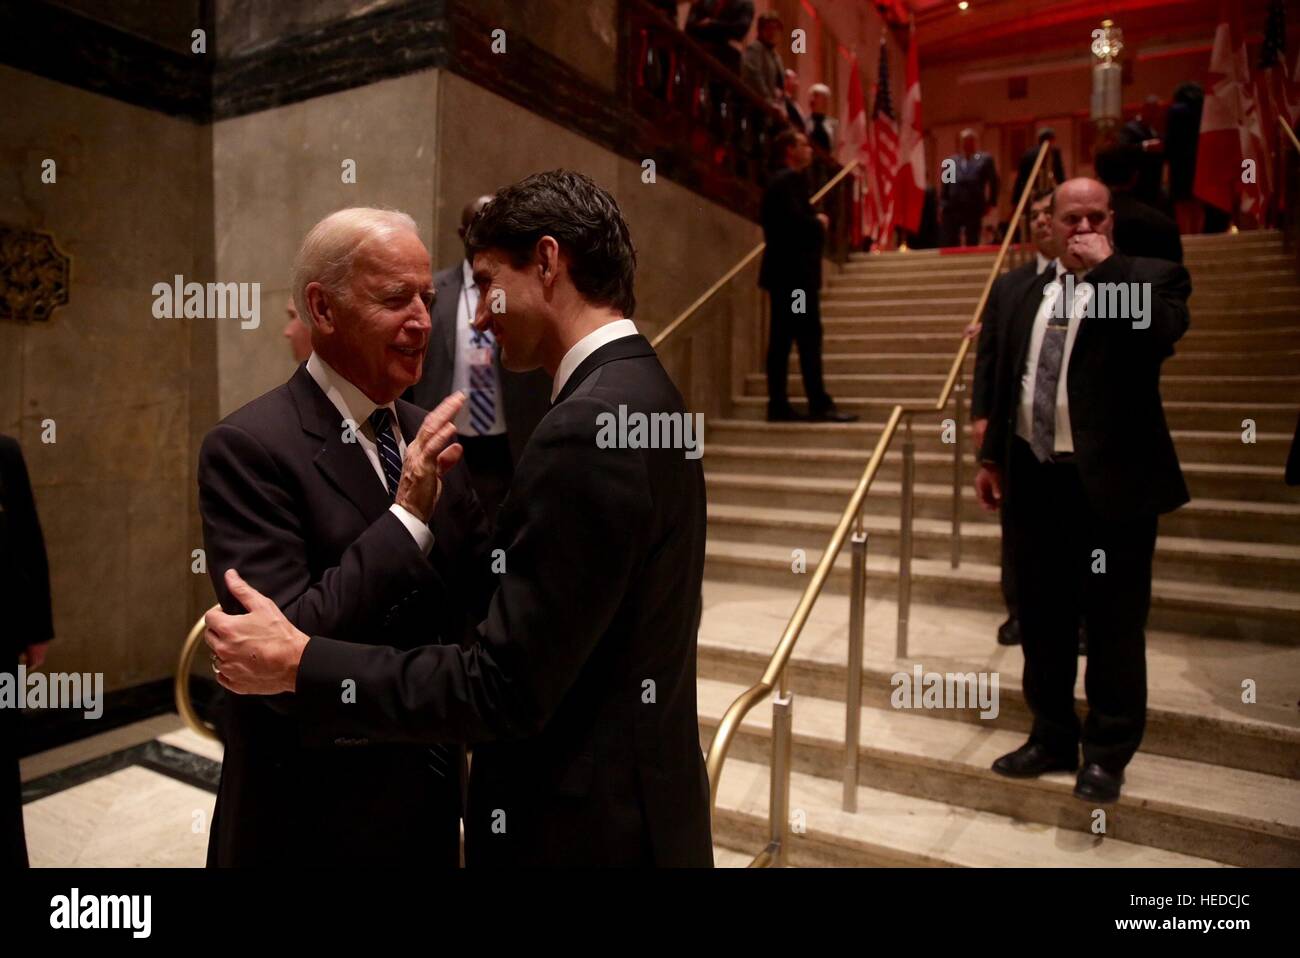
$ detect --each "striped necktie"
[468,328,497,434]
[368,408,403,499]
[1029,272,1071,463]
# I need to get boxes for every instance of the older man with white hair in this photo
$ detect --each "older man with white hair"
[197,207,491,866]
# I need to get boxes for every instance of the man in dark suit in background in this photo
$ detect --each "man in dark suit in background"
[1095,143,1183,264]
[941,129,998,247]
[760,128,856,423]
[198,207,491,866]
[1012,127,1067,207]
[970,188,1056,648]
[685,0,754,73]
[406,195,550,520]
[1119,96,1167,213]
[975,178,1191,803]
[0,435,53,867]
[206,171,714,867]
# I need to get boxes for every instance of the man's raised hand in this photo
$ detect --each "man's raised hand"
[395,392,466,523]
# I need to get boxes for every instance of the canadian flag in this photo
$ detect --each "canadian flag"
[1194,1,1270,219]
[893,20,925,236]
[839,55,870,247]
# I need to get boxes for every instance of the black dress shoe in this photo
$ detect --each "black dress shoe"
[1073,762,1123,803]
[767,406,809,422]
[1078,624,1088,656]
[997,616,1021,646]
[991,741,1078,778]
[809,404,859,423]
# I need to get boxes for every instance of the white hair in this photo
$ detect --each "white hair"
[291,207,419,325]
[809,83,831,97]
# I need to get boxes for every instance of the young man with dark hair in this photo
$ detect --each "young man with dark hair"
[204,170,714,867]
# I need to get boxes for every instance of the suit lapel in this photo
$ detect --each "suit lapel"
[288,366,392,522]
[1007,269,1053,383]
[437,266,461,362]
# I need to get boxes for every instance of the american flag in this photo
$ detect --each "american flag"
[864,36,900,247]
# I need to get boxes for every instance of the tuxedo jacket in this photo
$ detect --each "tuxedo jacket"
[978,252,1192,519]
[294,334,714,867]
[971,258,1043,421]
[0,435,53,659]
[405,262,552,463]
[197,365,491,867]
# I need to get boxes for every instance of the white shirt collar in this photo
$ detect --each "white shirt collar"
[550,318,639,402]
[305,352,395,433]
[461,258,474,289]
[1036,251,1052,275]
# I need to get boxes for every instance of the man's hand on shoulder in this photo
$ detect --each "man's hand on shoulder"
[206,570,310,695]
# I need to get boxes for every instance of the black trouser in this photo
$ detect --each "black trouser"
[2,654,28,867]
[766,287,831,414]
[941,209,982,247]
[458,433,514,523]
[999,497,1017,617]
[1007,437,1155,772]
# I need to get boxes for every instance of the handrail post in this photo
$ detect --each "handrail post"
[843,526,868,812]
[896,413,915,659]
[769,677,793,867]
[951,370,965,569]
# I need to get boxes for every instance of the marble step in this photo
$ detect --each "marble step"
[717,405,1294,465]
[704,501,1300,591]
[710,758,1227,867]
[695,579,1300,779]
[797,350,1300,377]
[816,305,1300,330]
[702,538,1300,643]
[818,325,1300,353]
[744,372,1300,404]
[703,443,1300,504]
[704,470,1300,545]
[700,680,1300,866]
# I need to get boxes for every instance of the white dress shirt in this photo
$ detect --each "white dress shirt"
[451,259,506,436]
[1015,261,1088,456]
[550,318,640,402]
[305,352,433,553]
[1035,251,1052,275]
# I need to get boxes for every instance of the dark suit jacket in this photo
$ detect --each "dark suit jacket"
[405,262,550,465]
[1111,192,1183,264]
[685,0,754,44]
[294,334,713,867]
[978,253,1192,519]
[940,152,998,214]
[1012,144,1066,206]
[197,365,492,866]
[760,167,824,292]
[971,258,1045,420]
[0,435,53,658]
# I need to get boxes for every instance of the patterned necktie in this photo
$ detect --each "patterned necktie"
[368,408,403,499]
[1029,273,1071,463]
[368,405,454,780]
[468,328,497,434]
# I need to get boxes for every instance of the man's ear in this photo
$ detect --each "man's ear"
[305,282,335,333]
[537,236,561,286]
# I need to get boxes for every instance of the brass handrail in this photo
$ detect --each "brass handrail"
[1280,115,1300,155]
[176,611,219,741]
[704,140,1051,861]
[650,160,861,350]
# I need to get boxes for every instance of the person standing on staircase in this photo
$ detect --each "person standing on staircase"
[973,177,1191,804]
[940,129,998,248]
[759,128,857,423]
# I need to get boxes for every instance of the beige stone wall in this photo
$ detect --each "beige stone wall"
[0,65,214,689]
[212,68,440,418]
